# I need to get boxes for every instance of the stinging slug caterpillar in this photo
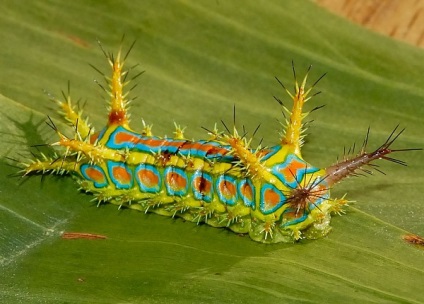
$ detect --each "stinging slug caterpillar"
[19,42,419,243]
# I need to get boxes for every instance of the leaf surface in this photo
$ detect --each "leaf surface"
[1,1,423,303]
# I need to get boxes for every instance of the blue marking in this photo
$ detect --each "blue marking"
[272,154,319,188]
[107,161,133,189]
[160,139,187,154]
[280,212,308,227]
[106,126,155,151]
[134,164,161,193]
[106,126,235,162]
[280,177,330,227]
[259,183,286,215]
[259,145,281,161]
[96,127,107,142]
[238,178,255,209]
[187,140,214,159]
[164,166,188,196]
[80,164,108,188]
[205,151,234,162]
[191,171,213,203]
[216,175,238,206]
[307,177,329,211]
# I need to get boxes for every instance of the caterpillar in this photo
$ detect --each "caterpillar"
[20,43,418,243]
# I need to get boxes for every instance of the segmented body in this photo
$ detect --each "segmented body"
[78,124,328,242]
[21,43,413,243]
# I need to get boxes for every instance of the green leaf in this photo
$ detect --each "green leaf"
[1,1,423,303]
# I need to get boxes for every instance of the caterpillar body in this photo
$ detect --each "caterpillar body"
[20,44,416,243]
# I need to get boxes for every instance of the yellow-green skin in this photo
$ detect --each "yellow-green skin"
[22,47,349,243]
[73,124,334,243]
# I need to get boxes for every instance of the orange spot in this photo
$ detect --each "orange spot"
[264,188,280,207]
[279,159,305,183]
[113,166,131,184]
[138,169,159,187]
[220,180,236,198]
[194,176,212,194]
[167,172,187,190]
[85,167,105,182]
[241,183,253,200]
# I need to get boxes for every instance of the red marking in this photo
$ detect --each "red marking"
[112,166,131,184]
[166,172,187,190]
[157,151,172,166]
[85,167,105,183]
[219,180,236,199]
[108,110,126,125]
[264,188,280,208]
[240,183,253,201]
[403,234,424,247]
[278,159,305,183]
[138,169,159,187]
[62,232,107,240]
[193,176,212,194]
